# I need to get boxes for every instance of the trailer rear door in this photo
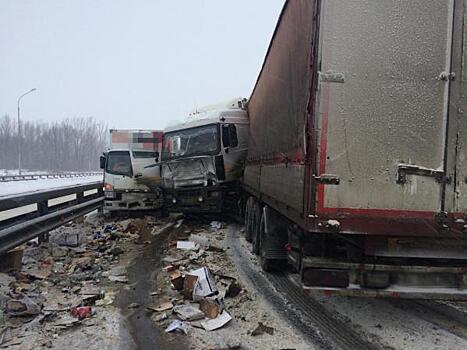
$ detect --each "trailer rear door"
[316,0,455,216]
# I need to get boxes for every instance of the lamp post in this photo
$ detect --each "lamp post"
[17,88,37,176]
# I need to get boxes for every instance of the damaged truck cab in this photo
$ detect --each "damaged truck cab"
[161,98,249,213]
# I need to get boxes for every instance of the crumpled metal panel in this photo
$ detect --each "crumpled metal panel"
[318,0,454,212]
[161,157,216,189]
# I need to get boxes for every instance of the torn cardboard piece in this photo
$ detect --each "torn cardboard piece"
[199,298,221,319]
[147,301,174,313]
[170,270,185,291]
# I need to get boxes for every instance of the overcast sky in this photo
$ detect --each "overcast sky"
[0,0,284,130]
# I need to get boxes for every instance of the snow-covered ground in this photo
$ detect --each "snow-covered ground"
[0,169,48,176]
[0,169,99,176]
[0,175,103,197]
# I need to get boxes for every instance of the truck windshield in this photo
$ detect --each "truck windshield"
[162,124,220,160]
[106,151,133,177]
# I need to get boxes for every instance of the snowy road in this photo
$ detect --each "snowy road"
[0,175,103,197]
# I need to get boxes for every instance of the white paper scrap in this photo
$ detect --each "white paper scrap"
[201,311,232,331]
[177,241,196,250]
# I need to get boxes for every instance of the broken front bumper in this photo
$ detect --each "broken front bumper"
[104,191,163,211]
[164,187,224,213]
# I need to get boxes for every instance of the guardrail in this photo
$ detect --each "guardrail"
[0,181,104,254]
[0,171,103,182]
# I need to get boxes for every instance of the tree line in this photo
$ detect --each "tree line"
[0,115,107,172]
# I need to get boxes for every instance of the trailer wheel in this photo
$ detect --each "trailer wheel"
[244,198,252,242]
[259,210,277,272]
[251,201,262,255]
[243,198,251,242]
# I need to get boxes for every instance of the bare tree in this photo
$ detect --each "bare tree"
[0,115,107,172]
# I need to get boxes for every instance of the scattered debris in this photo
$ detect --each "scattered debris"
[201,311,232,331]
[128,302,140,309]
[108,275,128,283]
[103,266,128,283]
[163,265,176,272]
[187,267,217,301]
[210,221,222,230]
[154,312,168,322]
[6,295,41,316]
[251,322,275,336]
[165,320,188,334]
[183,274,199,299]
[225,282,242,298]
[109,245,124,256]
[173,304,205,321]
[147,301,174,313]
[170,270,185,291]
[177,241,196,250]
[70,306,92,320]
[50,232,81,247]
[0,326,9,346]
[189,234,210,247]
[200,298,221,319]
[50,245,69,258]
[95,292,115,306]
[0,274,15,294]
[207,245,224,253]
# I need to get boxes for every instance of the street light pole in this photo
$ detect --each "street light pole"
[17,88,37,176]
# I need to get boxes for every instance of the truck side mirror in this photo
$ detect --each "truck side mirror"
[99,155,106,169]
[154,151,159,163]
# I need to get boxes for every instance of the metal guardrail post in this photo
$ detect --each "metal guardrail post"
[97,187,104,213]
[77,191,84,203]
[37,200,49,243]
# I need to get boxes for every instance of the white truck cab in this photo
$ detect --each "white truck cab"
[100,130,163,214]
[161,98,249,213]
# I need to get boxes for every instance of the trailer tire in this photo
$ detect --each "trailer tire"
[258,211,285,272]
[244,198,252,242]
[251,201,262,255]
[259,212,275,271]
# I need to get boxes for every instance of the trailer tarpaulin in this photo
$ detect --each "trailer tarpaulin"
[247,0,314,162]
[245,0,317,215]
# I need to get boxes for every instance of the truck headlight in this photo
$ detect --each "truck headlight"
[198,196,204,203]
[172,198,177,204]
